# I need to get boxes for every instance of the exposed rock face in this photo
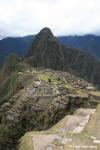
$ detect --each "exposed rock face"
[19,104,100,150]
[0,28,100,149]
[26,27,100,86]
[0,66,99,150]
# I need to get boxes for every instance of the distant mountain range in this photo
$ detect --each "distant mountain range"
[0,28,100,150]
[0,35,34,65]
[0,34,100,65]
[58,34,100,59]
[0,36,5,40]
[25,28,100,86]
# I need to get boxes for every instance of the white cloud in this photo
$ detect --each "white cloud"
[0,0,100,36]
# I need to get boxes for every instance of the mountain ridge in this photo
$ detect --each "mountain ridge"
[58,34,100,59]
[0,28,100,150]
[26,28,69,71]
[0,28,100,86]
[25,28,100,86]
[0,33,100,65]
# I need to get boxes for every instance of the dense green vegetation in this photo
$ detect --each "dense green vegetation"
[0,28,100,150]
[26,28,100,86]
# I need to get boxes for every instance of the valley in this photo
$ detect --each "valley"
[0,28,100,150]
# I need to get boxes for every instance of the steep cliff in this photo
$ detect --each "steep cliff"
[26,28,100,86]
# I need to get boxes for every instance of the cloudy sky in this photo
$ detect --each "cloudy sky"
[0,0,100,37]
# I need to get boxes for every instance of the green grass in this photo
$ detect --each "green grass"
[38,73,58,83]
[64,84,73,89]
[76,89,88,96]
[38,74,50,82]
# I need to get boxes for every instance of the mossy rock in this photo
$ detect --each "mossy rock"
[19,105,100,150]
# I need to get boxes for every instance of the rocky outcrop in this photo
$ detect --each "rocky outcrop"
[0,67,99,150]
[0,28,100,150]
[19,104,100,150]
[26,27,100,86]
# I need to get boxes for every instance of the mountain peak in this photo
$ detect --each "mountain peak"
[35,27,55,41]
[39,27,53,35]
[27,27,69,71]
[26,28,100,86]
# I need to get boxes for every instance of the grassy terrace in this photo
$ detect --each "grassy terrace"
[37,72,89,98]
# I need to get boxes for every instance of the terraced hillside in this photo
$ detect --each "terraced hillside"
[0,63,100,150]
[26,28,100,86]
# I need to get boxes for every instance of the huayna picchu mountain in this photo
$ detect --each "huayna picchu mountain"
[1,34,100,66]
[26,27,100,86]
[26,28,69,71]
[0,28,100,150]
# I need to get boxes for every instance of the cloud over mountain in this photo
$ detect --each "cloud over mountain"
[0,0,100,36]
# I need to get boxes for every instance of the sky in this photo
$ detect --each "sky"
[0,0,100,37]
